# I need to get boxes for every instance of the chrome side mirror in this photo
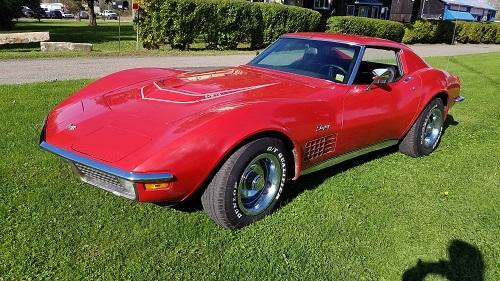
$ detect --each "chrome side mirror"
[366,68,393,91]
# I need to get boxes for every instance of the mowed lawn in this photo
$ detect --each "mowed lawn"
[0,53,499,280]
[0,20,255,59]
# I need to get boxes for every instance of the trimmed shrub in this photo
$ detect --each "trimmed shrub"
[402,19,455,44]
[402,20,499,44]
[138,0,321,50]
[456,21,499,44]
[326,16,405,42]
[201,0,257,50]
[254,3,321,47]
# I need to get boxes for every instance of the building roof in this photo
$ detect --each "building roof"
[442,0,497,11]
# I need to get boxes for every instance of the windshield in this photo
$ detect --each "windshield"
[248,37,360,84]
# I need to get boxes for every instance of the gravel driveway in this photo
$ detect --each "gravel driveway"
[1,44,500,85]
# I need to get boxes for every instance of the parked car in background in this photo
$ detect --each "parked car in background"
[32,8,48,19]
[62,12,74,19]
[21,6,33,17]
[101,10,118,20]
[40,33,464,229]
[48,10,63,19]
[76,11,89,19]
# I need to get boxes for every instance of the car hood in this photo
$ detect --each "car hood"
[46,66,321,163]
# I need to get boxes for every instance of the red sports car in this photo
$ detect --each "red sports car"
[40,33,464,229]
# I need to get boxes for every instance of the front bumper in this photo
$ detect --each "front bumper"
[40,141,174,200]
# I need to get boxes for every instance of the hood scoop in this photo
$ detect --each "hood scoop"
[140,81,279,104]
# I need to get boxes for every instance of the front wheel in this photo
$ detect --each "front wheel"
[201,138,289,229]
[399,98,445,157]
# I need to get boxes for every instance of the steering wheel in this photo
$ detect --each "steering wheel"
[319,64,347,81]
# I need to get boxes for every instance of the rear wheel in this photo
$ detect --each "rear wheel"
[201,138,289,229]
[399,98,445,157]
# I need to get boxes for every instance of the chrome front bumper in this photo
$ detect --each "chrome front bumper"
[40,141,174,200]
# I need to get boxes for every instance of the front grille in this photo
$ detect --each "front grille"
[72,162,136,199]
[304,134,337,161]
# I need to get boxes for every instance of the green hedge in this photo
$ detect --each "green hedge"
[402,19,455,44]
[455,21,500,44]
[327,17,500,45]
[326,16,405,42]
[254,3,322,47]
[138,0,321,50]
[403,19,499,44]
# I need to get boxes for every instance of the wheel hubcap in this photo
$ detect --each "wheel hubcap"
[423,108,443,149]
[238,153,282,216]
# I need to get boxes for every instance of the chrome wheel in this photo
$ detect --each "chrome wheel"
[423,107,443,149]
[237,153,282,216]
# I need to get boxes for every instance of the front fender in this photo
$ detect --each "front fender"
[134,98,334,202]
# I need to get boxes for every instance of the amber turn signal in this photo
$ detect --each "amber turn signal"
[144,182,171,190]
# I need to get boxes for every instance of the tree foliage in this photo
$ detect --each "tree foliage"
[0,0,40,30]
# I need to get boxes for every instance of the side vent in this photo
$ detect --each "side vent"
[304,134,337,161]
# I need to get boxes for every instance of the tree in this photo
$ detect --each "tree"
[84,0,97,26]
[0,0,40,30]
[61,0,83,14]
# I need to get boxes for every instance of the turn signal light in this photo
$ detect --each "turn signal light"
[144,182,171,190]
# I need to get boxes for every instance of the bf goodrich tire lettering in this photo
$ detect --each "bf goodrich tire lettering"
[399,98,445,157]
[201,138,289,229]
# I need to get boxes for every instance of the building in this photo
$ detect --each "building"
[274,0,498,22]
[390,0,497,22]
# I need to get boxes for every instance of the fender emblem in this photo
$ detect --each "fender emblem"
[67,123,77,131]
[316,124,331,132]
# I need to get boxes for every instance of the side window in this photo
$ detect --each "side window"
[353,48,403,85]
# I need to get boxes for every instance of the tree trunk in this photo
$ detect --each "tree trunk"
[87,0,97,26]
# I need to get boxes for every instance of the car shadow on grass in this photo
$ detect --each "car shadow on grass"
[171,114,459,213]
[401,240,484,281]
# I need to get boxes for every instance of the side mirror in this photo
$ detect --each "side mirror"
[366,68,393,91]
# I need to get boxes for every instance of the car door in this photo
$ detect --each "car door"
[335,47,422,155]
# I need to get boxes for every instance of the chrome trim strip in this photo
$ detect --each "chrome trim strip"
[40,141,174,182]
[301,140,398,176]
[280,35,364,47]
[348,45,366,85]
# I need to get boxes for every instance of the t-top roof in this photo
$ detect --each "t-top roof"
[284,32,409,50]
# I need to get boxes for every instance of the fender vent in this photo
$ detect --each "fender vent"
[304,134,337,161]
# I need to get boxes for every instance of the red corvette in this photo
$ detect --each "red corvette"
[40,33,463,228]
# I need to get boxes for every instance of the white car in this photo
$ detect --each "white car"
[101,10,118,20]
[62,12,74,18]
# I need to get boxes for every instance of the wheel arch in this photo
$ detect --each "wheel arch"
[192,129,298,197]
[216,130,299,182]
[399,90,449,140]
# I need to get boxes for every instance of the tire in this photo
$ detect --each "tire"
[399,98,445,157]
[201,138,289,229]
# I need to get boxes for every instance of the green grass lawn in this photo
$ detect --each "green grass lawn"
[0,53,499,280]
[0,20,255,59]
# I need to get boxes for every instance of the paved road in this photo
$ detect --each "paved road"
[1,44,500,85]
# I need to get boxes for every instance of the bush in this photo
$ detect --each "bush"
[138,0,321,50]
[402,19,455,44]
[200,0,257,50]
[0,0,40,30]
[456,21,499,44]
[402,20,499,44]
[253,3,321,47]
[326,16,405,42]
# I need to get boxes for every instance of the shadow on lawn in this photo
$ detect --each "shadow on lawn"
[172,114,458,212]
[402,240,484,281]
